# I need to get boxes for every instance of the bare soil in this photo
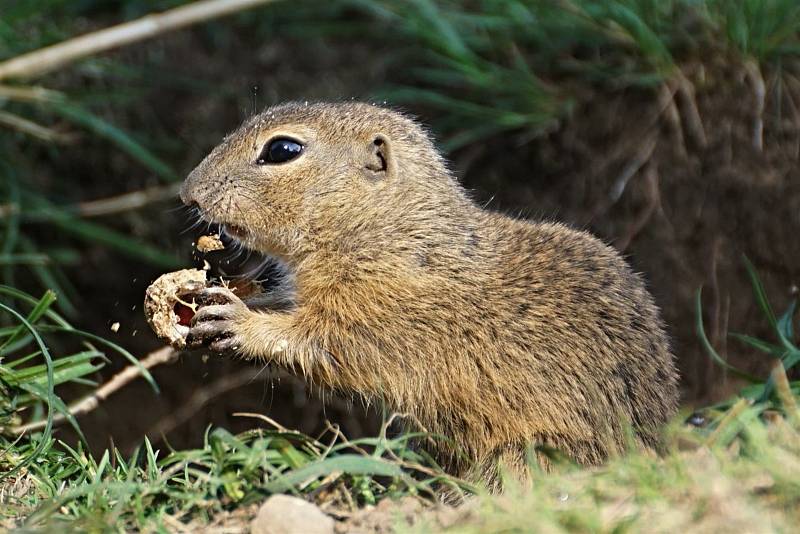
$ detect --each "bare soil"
[452,59,800,405]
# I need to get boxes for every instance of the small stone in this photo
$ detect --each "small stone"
[251,495,334,534]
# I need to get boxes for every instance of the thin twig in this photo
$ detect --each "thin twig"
[659,82,687,159]
[608,134,658,203]
[233,411,291,433]
[77,183,182,217]
[0,110,73,143]
[675,71,708,148]
[591,83,677,180]
[0,0,281,81]
[0,85,62,103]
[13,346,178,434]
[744,60,766,152]
[0,183,181,220]
[323,420,371,458]
[615,162,660,251]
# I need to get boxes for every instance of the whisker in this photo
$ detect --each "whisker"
[180,207,206,235]
[164,202,190,214]
[243,248,254,264]
[239,256,273,279]
[229,246,246,263]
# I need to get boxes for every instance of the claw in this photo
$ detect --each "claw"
[187,319,229,348]
[190,319,230,337]
[210,336,240,353]
[186,286,249,353]
[192,304,235,324]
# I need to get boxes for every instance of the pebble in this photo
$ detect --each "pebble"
[251,494,334,534]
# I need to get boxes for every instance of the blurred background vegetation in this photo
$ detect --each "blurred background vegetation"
[2,0,800,529]
[1,0,799,482]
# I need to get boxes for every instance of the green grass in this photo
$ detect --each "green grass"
[697,257,800,412]
[6,401,798,532]
[707,0,800,61]
[6,426,464,531]
[411,414,800,532]
[357,0,800,148]
[0,285,465,530]
[0,285,157,461]
[1,264,799,531]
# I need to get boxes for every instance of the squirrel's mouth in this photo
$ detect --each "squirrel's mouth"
[222,223,248,241]
[186,199,253,248]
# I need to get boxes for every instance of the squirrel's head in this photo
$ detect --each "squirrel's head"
[182,102,456,261]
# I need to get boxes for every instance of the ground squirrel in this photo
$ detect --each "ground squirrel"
[180,101,679,485]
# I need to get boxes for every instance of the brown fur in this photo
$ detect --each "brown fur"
[180,102,679,486]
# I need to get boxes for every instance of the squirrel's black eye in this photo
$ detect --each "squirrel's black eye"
[257,138,303,164]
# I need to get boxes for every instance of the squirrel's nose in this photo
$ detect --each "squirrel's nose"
[180,166,202,206]
[179,181,194,206]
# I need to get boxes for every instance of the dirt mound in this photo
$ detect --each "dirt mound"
[456,60,800,403]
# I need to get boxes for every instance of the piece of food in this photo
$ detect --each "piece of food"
[196,234,225,253]
[144,269,208,348]
[110,322,120,333]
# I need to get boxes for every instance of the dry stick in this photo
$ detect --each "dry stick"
[615,162,661,252]
[77,183,182,217]
[591,83,678,181]
[13,346,178,434]
[0,183,181,220]
[0,84,62,103]
[233,411,291,433]
[674,71,708,149]
[0,0,281,81]
[0,110,70,143]
[608,133,658,204]
[660,81,687,160]
[744,60,766,152]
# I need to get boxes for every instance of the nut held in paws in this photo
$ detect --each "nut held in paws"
[144,269,208,348]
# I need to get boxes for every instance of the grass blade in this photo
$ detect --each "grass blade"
[0,289,56,354]
[37,325,159,393]
[263,454,405,493]
[48,102,178,182]
[0,301,55,482]
[696,289,761,383]
[743,256,796,352]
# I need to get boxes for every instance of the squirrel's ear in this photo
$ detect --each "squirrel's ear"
[363,134,395,179]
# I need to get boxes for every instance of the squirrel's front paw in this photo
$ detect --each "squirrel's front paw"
[187,286,251,353]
